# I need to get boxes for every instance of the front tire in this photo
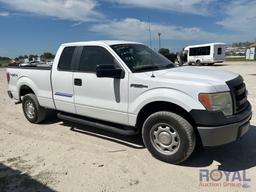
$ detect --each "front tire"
[142,111,196,164]
[22,94,47,123]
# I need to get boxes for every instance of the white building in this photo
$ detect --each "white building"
[246,43,256,60]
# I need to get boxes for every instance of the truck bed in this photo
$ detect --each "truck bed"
[8,63,52,70]
[7,64,55,109]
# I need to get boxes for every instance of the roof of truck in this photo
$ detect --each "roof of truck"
[62,40,142,47]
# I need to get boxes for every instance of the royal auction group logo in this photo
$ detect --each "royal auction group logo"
[199,169,251,188]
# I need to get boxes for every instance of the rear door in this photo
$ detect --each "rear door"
[73,46,129,125]
[51,46,78,113]
[214,45,225,61]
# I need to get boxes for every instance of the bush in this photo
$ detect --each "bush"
[166,53,177,63]
[158,48,177,63]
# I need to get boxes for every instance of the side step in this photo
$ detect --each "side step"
[57,112,138,136]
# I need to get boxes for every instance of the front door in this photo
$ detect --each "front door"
[73,46,129,125]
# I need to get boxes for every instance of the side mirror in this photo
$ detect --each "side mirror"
[96,64,125,79]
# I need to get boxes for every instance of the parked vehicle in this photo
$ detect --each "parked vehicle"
[7,41,252,164]
[184,42,226,65]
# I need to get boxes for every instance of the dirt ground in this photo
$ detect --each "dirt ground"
[0,62,256,192]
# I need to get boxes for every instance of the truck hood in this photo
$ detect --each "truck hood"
[146,66,238,84]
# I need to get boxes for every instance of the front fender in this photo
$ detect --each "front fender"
[129,88,205,115]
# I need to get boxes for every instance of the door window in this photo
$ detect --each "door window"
[78,46,116,73]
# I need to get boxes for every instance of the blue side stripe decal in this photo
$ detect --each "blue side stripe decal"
[55,92,73,98]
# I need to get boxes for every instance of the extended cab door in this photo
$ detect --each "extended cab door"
[51,46,77,113]
[73,46,129,125]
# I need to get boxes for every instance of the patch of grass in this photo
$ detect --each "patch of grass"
[129,179,140,186]
[6,156,33,174]
[6,157,21,163]
[0,60,10,67]
[34,171,57,186]
[224,57,248,62]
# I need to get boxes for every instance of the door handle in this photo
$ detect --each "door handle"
[74,78,82,86]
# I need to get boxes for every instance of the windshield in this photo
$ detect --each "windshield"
[111,44,176,73]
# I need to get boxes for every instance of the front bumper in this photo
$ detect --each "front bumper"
[190,103,252,147]
[197,114,251,146]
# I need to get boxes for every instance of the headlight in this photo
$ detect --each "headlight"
[199,92,233,116]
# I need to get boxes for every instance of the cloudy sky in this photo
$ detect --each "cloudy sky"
[0,0,255,57]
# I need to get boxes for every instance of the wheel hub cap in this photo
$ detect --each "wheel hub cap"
[158,132,172,145]
[150,124,180,155]
[25,101,35,119]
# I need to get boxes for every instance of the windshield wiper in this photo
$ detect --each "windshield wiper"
[133,65,159,72]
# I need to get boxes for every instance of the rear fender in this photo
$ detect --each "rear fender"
[17,76,38,98]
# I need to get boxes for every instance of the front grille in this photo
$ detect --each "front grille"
[226,76,249,114]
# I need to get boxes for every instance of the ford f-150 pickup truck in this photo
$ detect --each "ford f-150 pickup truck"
[7,41,252,164]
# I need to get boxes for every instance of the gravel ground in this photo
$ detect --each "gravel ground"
[0,61,255,192]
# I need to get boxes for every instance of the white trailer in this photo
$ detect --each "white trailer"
[184,42,226,65]
[246,47,256,60]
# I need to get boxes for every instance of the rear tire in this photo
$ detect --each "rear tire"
[195,60,201,66]
[22,94,47,123]
[142,111,196,164]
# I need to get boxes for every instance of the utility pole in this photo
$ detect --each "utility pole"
[158,32,162,50]
[148,16,152,48]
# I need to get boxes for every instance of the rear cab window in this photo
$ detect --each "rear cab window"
[58,46,76,71]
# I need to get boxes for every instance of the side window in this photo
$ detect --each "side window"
[78,46,116,73]
[217,47,222,55]
[189,46,210,56]
[58,47,76,71]
[189,48,195,56]
[206,46,210,55]
[202,46,210,55]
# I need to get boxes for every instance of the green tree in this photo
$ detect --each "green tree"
[29,54,37,61]
[0,56,10,60]
[158,48,170,57]
[41,52,55,60]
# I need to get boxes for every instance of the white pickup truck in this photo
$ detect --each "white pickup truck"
[7,41,252,164]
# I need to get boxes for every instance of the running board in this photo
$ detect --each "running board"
[57,112,138,136]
